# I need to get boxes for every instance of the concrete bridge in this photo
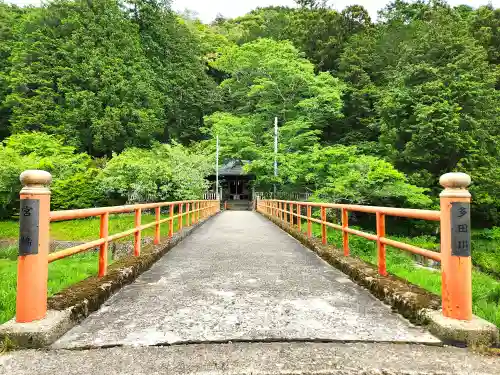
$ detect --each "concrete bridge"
[1,171,500,374]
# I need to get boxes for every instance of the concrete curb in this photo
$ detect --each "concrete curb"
[258,211,499,347]
[424,309,499,347]
[0,214,219,348]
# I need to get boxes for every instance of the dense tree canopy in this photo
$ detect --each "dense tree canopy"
[128,0,218,143]
[0,0,499,225]
[215,4,371,72]
[0,0,217,155]
[204,38,344,168]
[7,0,163,155]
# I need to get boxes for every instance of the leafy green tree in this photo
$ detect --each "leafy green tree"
[469,5,500,66]
[217,5,371,72]
[378,0,449,24]
[6,0,163,156]
[204,113,258,160]
[248,144,432,208]
[0,133,101,217]
[0,2,26,141]
[294,0,328,9]
[128,0,219,143]
[100,143,213,203]
[211,39,344,131]
[377,10,499,190]
[204,38,344,190]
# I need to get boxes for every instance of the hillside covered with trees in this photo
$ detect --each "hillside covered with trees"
[0,0,499,227]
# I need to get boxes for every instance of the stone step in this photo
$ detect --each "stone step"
[226,200,252,211]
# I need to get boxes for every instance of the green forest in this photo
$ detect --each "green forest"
[0,0,499,224]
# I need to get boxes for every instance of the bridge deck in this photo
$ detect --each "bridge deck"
[54,211,439,348]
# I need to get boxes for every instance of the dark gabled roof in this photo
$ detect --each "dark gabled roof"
[218,159,250,176]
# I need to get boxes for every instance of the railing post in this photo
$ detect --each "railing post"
[290,203,294,226]
[307,205,312,237]
[439,173,472,320]
[197,202,200,222]
[342,208,349,256]
[321,206,327,245]
[154,207,161,245]
[134,208,141,256]
[99,212,109,277]
[16,170,51,323]
[179,203,183,230]
[297,204,301,232]
[376,212,387,276]
[169,204,174,238]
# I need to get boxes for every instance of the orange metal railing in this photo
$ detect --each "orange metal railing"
[48,200,219,272]
[256,172,473,322]
[15,170,220,323]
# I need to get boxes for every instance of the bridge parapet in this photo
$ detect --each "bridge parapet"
[15,170,219,324]
[257,172,472,322]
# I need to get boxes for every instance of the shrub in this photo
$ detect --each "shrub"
[100,143,213,203]
[0,132,102,217]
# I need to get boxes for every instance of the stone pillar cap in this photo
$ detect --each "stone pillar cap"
[439,172,471,189]
[20,170,52,187]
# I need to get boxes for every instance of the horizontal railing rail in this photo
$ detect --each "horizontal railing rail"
[257,200,441,265]
[15,169,220,323]
[256,172,473,322]
[50,200,205,221]
[48,200,219,271]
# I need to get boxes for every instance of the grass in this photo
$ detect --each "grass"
[471,228,500,278]
[0,246,109,324]
[0,211,188,324]
[303,221,500,329]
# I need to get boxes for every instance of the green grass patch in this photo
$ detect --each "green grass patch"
[0,247,111,324]
[0,220,19,240]
[471,228,500,278]
[303,221,500,329]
